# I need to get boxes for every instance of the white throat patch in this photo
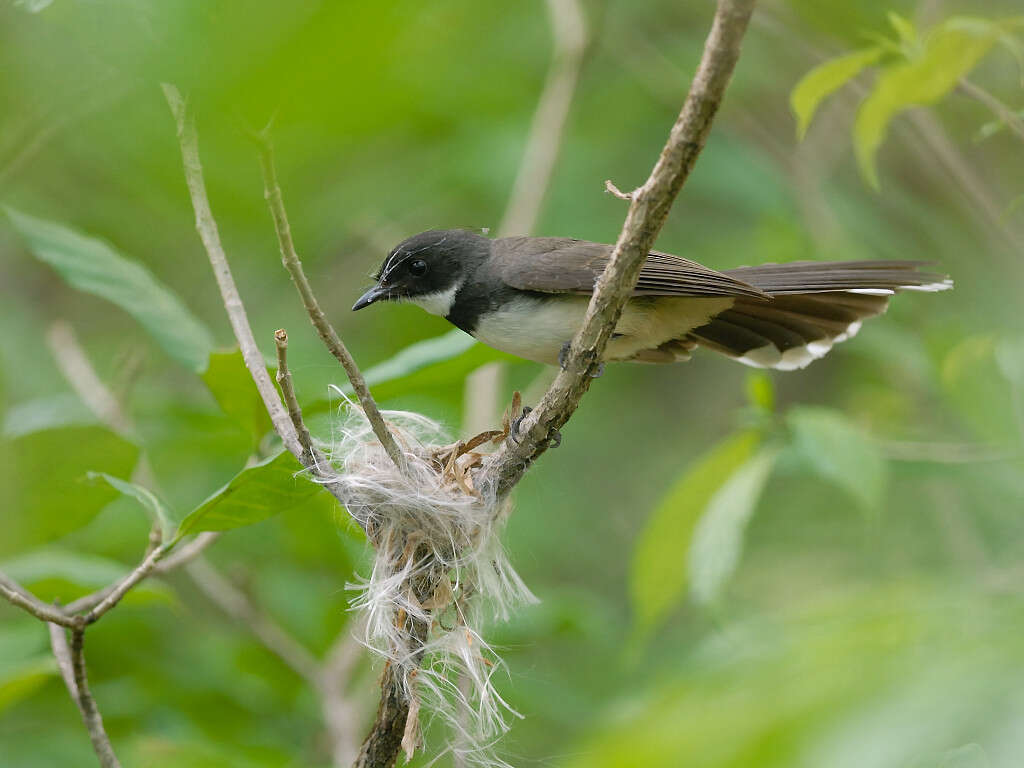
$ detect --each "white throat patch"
[409,283,460,317]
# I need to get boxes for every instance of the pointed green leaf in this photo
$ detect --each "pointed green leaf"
[5,207,214,371]
[791,47,883,139]
[630,431,760,635]
[788,406,886,510]
[87,472,173,540]
[176,451,320,539]
[689,448,779,604]
[201,348,274,445]
[887,12,918,47]
[855,22,999,188]
[0,426,139,555]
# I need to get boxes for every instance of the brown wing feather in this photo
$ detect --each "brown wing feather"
[494,237,766,299]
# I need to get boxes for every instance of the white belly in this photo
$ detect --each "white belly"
[471,295,732,365]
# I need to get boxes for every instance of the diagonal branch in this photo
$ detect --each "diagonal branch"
[480,0,757,497]
[162,83,303,460]
[255,135,407,472]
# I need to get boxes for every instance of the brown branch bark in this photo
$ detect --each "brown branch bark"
[255,136,407,472]
[480,0,757,498]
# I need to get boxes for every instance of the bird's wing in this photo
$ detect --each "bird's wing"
[493,237,767,298]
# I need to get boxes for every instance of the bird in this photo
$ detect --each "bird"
[352,229,951,370]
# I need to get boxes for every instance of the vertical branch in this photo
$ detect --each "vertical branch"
[54,627,121,768]
[162,83,303,459]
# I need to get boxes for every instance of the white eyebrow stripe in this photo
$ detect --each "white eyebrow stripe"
[380,234,450,282]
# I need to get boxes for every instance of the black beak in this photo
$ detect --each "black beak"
[352,285,388,311]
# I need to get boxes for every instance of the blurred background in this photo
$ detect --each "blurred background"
[2,0,1024,766]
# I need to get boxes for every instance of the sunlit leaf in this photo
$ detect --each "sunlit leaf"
[201,348,274,446]
[87,472,173,540]
[788,406,887,510]
[745,371,775,413]
[888,12,918,48]
[5,207,214,371]
[0,426,139,555]
[176,450,319,539]
[630,431,760,636]
[855,20,1000,188]
[791,47,882,139]
[689,448,778,604]
[0,549,170,605]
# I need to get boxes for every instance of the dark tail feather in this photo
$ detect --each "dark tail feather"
[688,261,951,370]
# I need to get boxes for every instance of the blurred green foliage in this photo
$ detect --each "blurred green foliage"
[2,1,1024,767]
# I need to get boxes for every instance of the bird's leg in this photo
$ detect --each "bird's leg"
[510,405,562,449]
[558,341,605,378]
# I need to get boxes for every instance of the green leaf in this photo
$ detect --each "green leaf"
[941,336,1018,444]
[0,656,57,713]
[630,431,760,635]
[0,426,139,555]
[5,207,214,371]
[0,549,170,605]
[688,448,778,604]
[201,348,274,445]
[745,371,775,413]
[854,20,1000,189]
[2,394,97,438]
[888,12,918,48]
[87,472,173,541]
[791,47,883,139]
[787,406,886,510]
[176,451,320,539]
[306,329,520,413]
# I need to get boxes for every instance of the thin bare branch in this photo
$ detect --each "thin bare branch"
[498,0,587,237]
[274,328,325,466]
[960,77,1024,144]
[48,623,79,698]
[46,321,132,434]
[253,134,406,471]
[321,626,368,767]
[78,543,171,625]
[184,557,322,685]
[162,83,303,459]
[480,0,758,497]
[153,531,220,574]
[0,572,78,628]
[68,629,121,768]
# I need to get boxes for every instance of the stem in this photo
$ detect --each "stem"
[68,628,121,768]
[960,77,1024,144]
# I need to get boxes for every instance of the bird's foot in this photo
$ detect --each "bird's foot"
[559,341,604,378]
[504,396,562,449]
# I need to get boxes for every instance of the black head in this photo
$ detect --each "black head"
[352,229,491,313]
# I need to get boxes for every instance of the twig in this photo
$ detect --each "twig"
[498,0,587,237]
[46,321,132,435]
[153,531,220,574]
[960,77,1024,144]
[78,543,171,625]
[274,328,324,466]
[0,572,77,628]
[480,0,758,498]
[253,134,406,472]
[320,627,367,768]
[162,83,303,460]
[48,623,79,698]
[68,628,121,768]
[184,557,322,685]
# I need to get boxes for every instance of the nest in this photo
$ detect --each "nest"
[318,396,536,766]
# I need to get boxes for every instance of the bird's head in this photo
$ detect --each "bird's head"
[352,229,490,316]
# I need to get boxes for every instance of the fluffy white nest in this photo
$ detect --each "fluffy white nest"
[319,394,537,766]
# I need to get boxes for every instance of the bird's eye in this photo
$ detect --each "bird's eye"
[408,259,428,277]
